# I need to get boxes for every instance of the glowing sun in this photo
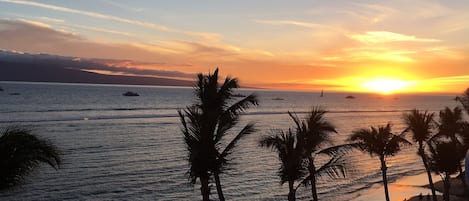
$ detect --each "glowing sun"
[361,79,413,94]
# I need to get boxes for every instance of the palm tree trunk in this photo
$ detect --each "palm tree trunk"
[214,172,225,201]
[457,166,468,198]
[308,157,318,201]
[450,136,468,196]
[288,180,296,201]
[200,176,210,201]
[380,156,390,201]
[444,172,451,201]
[419,144,437,201]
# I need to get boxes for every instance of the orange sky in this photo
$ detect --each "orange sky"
[1,0,469,94]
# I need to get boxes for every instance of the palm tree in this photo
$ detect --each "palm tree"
[402,109,437,201]
[428,140,465,201]
[349,123,411,201]
[455,88,469,114]
[259,129,306,201]
[289,108,349,201]
[178,68,258,201]
[434,107,467,190]
[0,126,61,190]
[437,107,464,141]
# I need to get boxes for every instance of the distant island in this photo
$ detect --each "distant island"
[0,50,193,87]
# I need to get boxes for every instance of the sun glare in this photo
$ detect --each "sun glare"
[361,79,412,94]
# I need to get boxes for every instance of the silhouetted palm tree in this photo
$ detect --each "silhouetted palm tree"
[289,108,349,201]
[434,107,467,190]
[436,107,464,141]
[178,68,258,201]
[260,129,306,201]
[0,126,61,190]
[455,88,469,114]
[403,109,437,201]
[428,140,464,201]
[349,123,411,201]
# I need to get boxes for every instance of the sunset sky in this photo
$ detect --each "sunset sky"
[1,0,469,94]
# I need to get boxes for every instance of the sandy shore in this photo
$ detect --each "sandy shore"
[352,172,468,201]
[406,176,468,201]
[352,173,437,201]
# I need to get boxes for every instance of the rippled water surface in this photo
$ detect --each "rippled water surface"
[0,82,460,200]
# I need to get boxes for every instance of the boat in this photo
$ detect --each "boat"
[0,87,3,91]
[345,95,355,99]
[320,89,324,97]
[123,91,139,96]
[272,97,284,100]
[9,92,20,96]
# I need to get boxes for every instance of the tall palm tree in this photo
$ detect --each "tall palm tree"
[178,68,258,201]
[402,109,437,201]
[434,107,468,190]
[349,123,411,201]
[289,108,349,201]
[428,140,465,201]
[259,129,306,201]
[0,126,61,190]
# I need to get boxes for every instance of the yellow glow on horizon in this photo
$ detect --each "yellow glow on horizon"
[361,79,414,94]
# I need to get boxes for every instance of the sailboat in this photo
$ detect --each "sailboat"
[320,89,324,97]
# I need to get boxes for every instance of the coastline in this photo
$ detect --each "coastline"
[354,172,469,201]
[352,173,440,201]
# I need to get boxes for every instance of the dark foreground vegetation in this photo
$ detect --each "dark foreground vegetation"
[180,69,469,201]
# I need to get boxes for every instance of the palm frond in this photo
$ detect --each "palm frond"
[288,111,302,132]
[316,143,356,156]
[0,126,61,190]
[218,76,238,102]
[225,94,258,115]
[215,94,258,142]
[297,155,348,188]
[402,109,435,143]
[456,88,469,114]
[259,130,306,184]
[315,155,348,179]
[350,123,410,157]
[220,123,256,159]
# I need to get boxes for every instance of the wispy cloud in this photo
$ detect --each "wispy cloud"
[99,0,145,13]
[65,24,138,38]
[0,0,218,40]
[348,31,441,43]
[426,75,469,83]
[17,18,51,28]
[37,16,64,23]
[254,19,323,29]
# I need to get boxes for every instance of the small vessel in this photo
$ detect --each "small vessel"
[272,97,284,100]
[345,95,355,99]
[123,91,139,96]
[0,87,3,91]
[9,92,20,96]
[320,90,324,97]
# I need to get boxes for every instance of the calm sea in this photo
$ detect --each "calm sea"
[0,82,460,200]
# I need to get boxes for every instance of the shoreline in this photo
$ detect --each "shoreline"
[354,172,469,201]
[352,173,441,201]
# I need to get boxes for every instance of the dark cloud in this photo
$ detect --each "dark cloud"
[77,59,195,79]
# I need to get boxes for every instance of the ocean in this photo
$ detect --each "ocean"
[0,81,460,200]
